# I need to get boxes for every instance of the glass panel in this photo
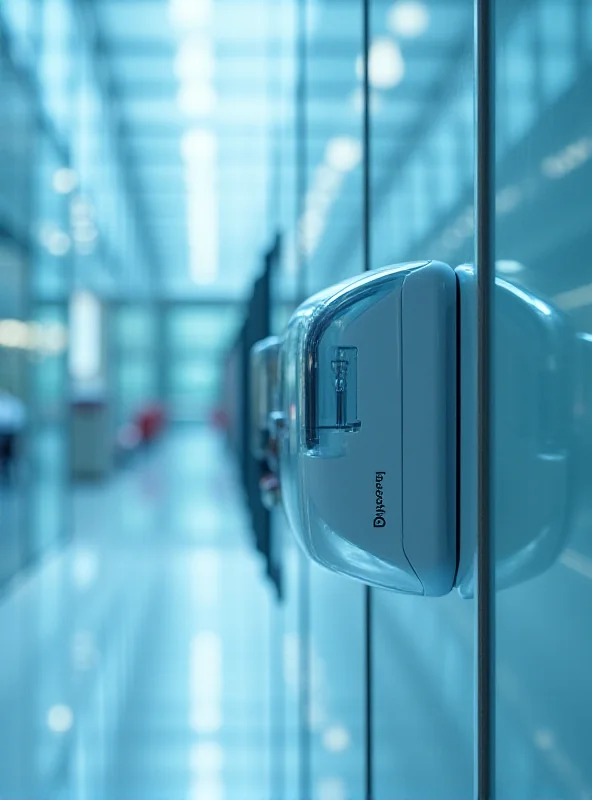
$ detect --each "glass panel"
[299,3,366,798]
[369,0,475,796]
[494,0,592,796]
[166,307,241,353]
[301,0,364,292]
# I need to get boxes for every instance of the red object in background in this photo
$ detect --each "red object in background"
[136,403,167,443]
[210,406,229,431]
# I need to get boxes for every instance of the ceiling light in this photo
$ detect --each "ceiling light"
[47,705,74,734]
[181,129,217,162]
[188,197,218,285]
[322,725,351,753]
[541,136,592,179]
[52,168,78,195]
[325,137,362,172]
[46,229,72,257]
[189,632,222,729]
[189,742,224,772]
[174,40,214,82]
[356,38,405,89]
[496,260,524,275]
[169,0,212,30]
[178,84,216,117]
[73,223,98,245]
[387,1,430,38]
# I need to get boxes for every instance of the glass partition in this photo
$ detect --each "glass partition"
[494,0,592,796]
[368,1,475,796]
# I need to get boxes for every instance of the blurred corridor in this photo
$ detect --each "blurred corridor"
[0,427,272,799]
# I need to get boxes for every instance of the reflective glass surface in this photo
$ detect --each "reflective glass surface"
[368,1,475,797]
[494,0,592,796]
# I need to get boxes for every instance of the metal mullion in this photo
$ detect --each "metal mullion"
[361,0,374,797]
[475,0,496,797]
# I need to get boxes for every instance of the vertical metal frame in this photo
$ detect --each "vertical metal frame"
[475,0,495,797]
[361,0,374,799]
[295,0,312,793]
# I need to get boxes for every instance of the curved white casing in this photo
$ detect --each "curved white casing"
[278,261,458,595]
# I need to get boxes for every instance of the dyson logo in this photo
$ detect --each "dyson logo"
[374,471,386,527]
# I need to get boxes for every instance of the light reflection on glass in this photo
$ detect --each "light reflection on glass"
[189,631,222,734]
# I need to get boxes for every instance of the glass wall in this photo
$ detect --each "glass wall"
[367,2,475,798]
[272,1,477,798]
[493,0,592,796]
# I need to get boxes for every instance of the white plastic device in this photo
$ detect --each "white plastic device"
[278,261,457,595]
[255,261,572,596]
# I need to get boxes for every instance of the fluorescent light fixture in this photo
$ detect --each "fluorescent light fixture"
[325,136,362,172]
[169,0,212,30]
[541,136,592,179]
[178,84,216,117]
[52,168,78,195]
[181,129,218,284]
[181,129,217,162]
[187,780,224,800]
[175,39,214,82]
[189,632,222,732]
[69,293,102,384]
[47,705,74,734]
[356,38,405,89]
[322,725,351,753]
[495,185,523,214]
[190,742,224,772]
[387,1,430,37]
[554,282,592,311]
[187,194,219,284]
[496,259,524,275]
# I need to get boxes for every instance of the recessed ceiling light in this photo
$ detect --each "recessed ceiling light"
[169,0,212,30]
[52,168,78,195]
[387,1,430,38]
[46,229,72,257]
[181,129,217,162]
[356,38,405,90]
[177,84,216,117]
[174,40,214,82]
[322,725,351,753]
[47,705,74,733]
[325,136,362,172]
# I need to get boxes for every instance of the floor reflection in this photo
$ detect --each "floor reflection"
[0,426,271,800]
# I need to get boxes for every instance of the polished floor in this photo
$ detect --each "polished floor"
[0,426,272,800]
[1,426,592,800]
